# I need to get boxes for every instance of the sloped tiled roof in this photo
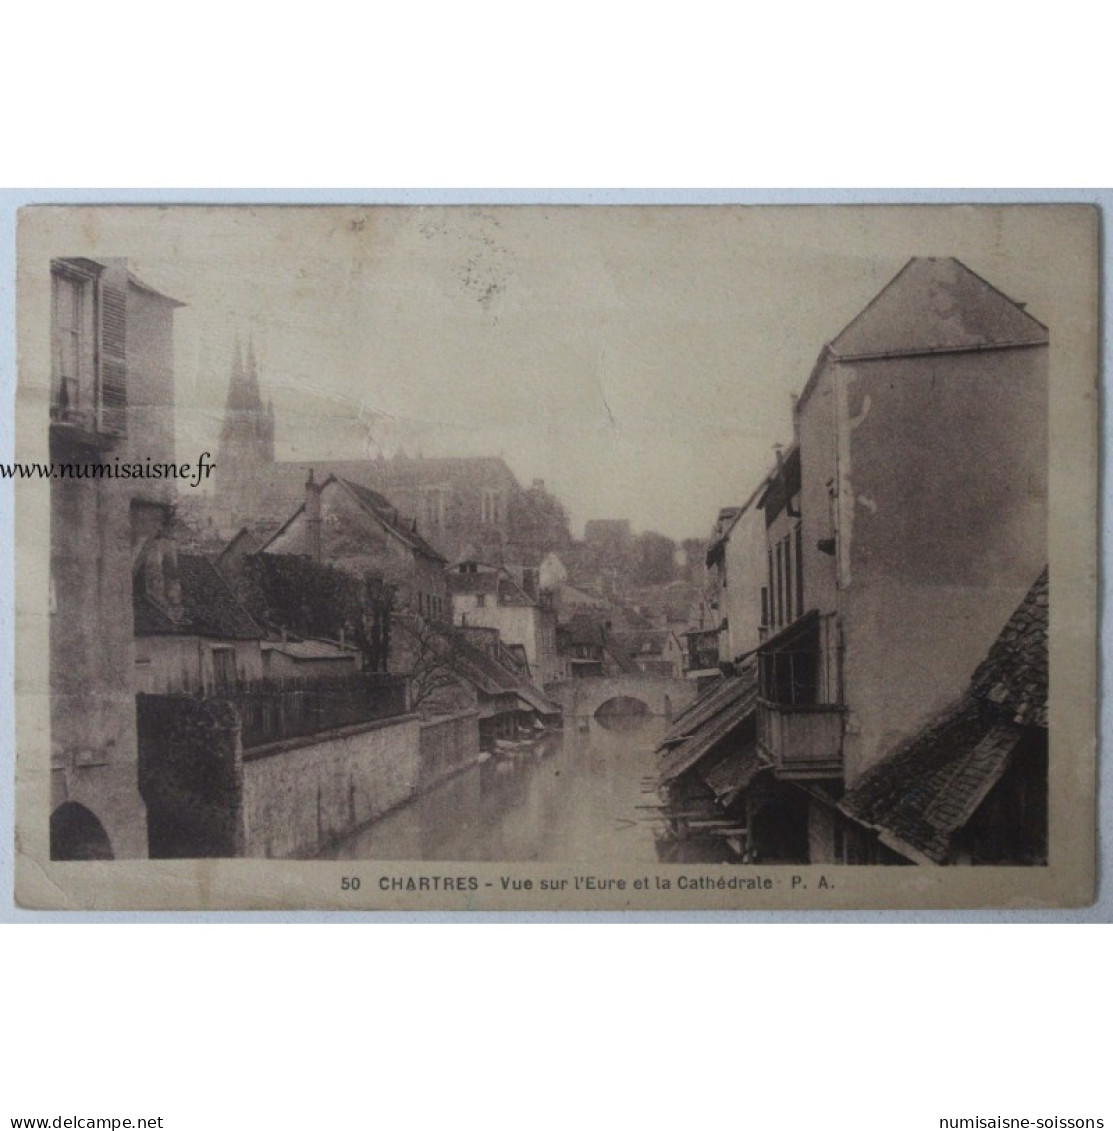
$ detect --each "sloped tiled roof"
[839,702,1020,864]
[340,478,447,562]
[215,526,265,568]
[134,553,262,640]
[828,258,1048,361]
[970,567,1049,729]
[661,672,730,735]
[657,663,759,785]
[701,744,766,800]
[427,625,549,705]
[259,475,447,564]
[839,567,1048,863]
[514,682,562,717]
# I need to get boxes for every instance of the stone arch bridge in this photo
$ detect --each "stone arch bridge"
[545,675,697,720]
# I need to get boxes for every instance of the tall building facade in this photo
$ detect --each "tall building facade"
[48,257,184,859]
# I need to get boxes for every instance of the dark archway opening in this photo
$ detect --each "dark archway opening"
[50,802,114,861]
[594,696,651,731]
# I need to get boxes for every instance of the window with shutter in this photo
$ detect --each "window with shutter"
[50,260,99,428]
[97,275,128,436]
[50,258,128,440]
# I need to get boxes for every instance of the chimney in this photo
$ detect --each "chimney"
[305,469,322,562]
[773,442,786,482]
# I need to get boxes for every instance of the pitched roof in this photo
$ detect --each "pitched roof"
[970,567,1049,728]
[839,567,1048,863]
[441,635,521,697]
[657,663,759,785]
[828,258,1048,361]
[339,478,447,562]
[258,475,446,563]
[665,671,728,730]
[216,526,265,566]
[134,553,262,640]
[701,744,766,800]
[425,624,550,705]
[514,682,562,717]
[839,702,1021,864]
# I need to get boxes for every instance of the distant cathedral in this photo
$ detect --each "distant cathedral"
[213,338,277,531]
[199,338,572,565]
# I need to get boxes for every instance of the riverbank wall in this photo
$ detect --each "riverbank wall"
[242,708,482,857]
[139,693,482,858]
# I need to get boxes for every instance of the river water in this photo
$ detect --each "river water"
[323,714,668,863]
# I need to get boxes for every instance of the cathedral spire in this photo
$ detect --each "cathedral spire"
[246,334,260,395]
[223,333,257,416]
[215,331,276,531]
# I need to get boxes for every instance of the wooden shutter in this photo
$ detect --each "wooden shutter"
[97,273,128,435]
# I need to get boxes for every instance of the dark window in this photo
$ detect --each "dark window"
[760,587,769,627]
[211,648,236,691]
[52,272,86,402]
[784,535,793,623]
[775,542,784,628]
[767,548,774,627]
[795,523,804,616]
[758,616,820,707]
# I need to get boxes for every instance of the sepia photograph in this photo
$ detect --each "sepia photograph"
[12,203,1098,910]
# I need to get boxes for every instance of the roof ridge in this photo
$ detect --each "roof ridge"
[828,256,1047,360]
[827,257,920,356]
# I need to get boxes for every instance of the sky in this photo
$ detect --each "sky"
[74,204,1084,540]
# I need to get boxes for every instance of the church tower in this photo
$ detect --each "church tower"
[214,336,276,531]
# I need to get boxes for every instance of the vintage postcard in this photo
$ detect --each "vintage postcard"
[12,202,1098,911]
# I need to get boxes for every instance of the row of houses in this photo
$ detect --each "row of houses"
[45,256,566,861]
[192,347,690,690]
[198,337,707,687]
[656,257,1049,866]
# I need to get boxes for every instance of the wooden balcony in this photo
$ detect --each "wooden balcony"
[757,699,844,779]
